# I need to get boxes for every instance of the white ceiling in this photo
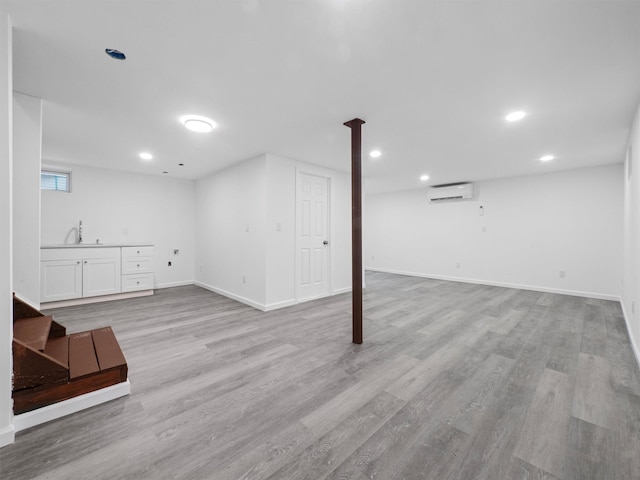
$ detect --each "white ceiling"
[4,0,640,193]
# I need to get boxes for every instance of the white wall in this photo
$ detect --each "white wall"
[12,92,41,307]
[265,154,352,308]
[622,101,640,364]
[0,8,14,448]
[195,153,352,311]
[41,163,196,289]
[365,165,623,299]
[195,155,268,308]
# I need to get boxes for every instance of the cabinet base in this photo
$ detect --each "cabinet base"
[41,289,153,309]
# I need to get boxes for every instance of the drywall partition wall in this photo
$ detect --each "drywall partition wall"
[365,164,623,299]
[194,153,352,311]
[40,163,196,288]
[13,92,41,307]
[264,154,352,309]
[622,101,640,364]
[0,9,14,448]
[195,155,268,308]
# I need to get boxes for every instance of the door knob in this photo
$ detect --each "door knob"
[323,240,329,245]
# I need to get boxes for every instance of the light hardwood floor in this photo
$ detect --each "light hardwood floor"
[1,271,639,479]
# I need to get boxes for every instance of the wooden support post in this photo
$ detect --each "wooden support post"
[344,118,365,344]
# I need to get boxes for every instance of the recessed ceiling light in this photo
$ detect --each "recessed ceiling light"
[540,154,555,162]
[420,174,430,181]
[180,115,216,133]
[370,150,382,158]
[139,152,153,161]
[105,48,126,60]
[505,111,526,122]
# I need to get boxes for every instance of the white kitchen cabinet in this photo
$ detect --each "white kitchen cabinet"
[82,257,121,297]
[121,246,154,292]
[41,258,83,302]
[40,247,123,303]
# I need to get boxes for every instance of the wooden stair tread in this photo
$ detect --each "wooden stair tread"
[43,336,69,369]
[13,316,52,351]
[68,332,99,380]
[92,327,127,371]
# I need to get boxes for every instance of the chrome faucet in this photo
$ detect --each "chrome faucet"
[78,220,83,244]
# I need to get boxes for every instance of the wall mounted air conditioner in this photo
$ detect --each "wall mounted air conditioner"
[427,183,473,203]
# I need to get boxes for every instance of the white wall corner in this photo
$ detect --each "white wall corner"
[0,424,15,449]
[194,281,267,312]
[620,299,640,372]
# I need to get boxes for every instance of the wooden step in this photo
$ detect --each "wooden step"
[13,327,128,414]
[68,332,100,380]
[44,336,69,369]
[92,327,127,380]
[13,316,52,351]
[12,339,69,390]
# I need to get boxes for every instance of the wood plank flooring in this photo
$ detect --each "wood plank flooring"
[1,271,639,479]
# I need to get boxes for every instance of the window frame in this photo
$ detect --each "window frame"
[40,168,72,193]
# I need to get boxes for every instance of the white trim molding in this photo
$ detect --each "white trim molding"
[620,301,640,372]
[13,380,130,433]
[365,268,620,302]
[0,424,15,448]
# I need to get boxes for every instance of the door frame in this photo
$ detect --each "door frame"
[294,168,332,303]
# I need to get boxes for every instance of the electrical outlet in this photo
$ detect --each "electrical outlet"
[168,261,172,267]
[456,262,461,268]
[559,270,566,278]
[242,275,246,284]
[481,226,487,233]
[371,255,375,262]
[199,266,203,273]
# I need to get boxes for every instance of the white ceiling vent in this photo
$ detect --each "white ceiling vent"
[427,183,473,203]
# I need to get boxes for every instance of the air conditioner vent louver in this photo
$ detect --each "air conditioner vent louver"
[427,183,473,203]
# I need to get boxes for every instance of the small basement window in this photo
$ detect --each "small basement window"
[41,170,71,192]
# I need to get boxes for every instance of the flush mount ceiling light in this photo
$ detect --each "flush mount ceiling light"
[139,152,153,161]
[505,110,526,122]
[420,174,430,181]
[369,150,382,158]
[105,48,126,60]
[180,115,216,133]
[540,154,555,162]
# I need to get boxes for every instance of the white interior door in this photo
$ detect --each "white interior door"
[296,172,330,301]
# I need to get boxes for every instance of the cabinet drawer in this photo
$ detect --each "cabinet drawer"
[122,257,154,274]
[121,273,154,292]
[122,246,154,257]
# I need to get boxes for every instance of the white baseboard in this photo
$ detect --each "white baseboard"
[155,280,195,289]
[620,301,640,371]
[195,281,267,311]
[0,424,15,448]
[264,299,296,311]
[41,291,153,309]
[195,281,357,312]
[365,267,619,301]
[332,286,352,295]
[13,380,131,433]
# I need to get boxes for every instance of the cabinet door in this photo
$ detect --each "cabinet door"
[41,259,83,302]
[82,257,122,297]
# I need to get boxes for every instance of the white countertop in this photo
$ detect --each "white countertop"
[41,243,154,249]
